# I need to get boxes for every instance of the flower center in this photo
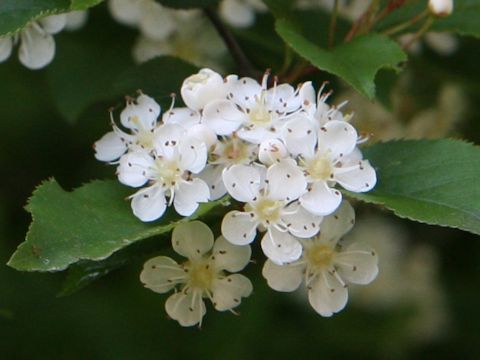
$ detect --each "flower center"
[247,197,283,225]
[135,128,155,149]
[215,137,253,165]
[186,260,215,290]
[305,155,333,181]
[155,158,182,186]
[306,244,334,269]
[249,104,272,127]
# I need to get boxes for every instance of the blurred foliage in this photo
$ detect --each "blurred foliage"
[1,2,480,359]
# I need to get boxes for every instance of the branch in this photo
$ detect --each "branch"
[203,7,259,78]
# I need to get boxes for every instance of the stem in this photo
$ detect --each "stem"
[328,0,339,48]
[345,0,380,42]
[402,15,434,50]
[381,8,429,36]
[203,7,259,78]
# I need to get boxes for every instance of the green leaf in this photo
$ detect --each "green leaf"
[70,0,103,10]
[58,235,167,296]
[349,139,480,235]
[8,179,229,272]
[0,0,69,35]
[275,19,407,99]
[0,0,103,35]
[154,0,219,9]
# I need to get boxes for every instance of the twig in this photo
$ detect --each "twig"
[381,8,429,36]
[328,0,339,48]
[203,7,259,78]
[402,15,434,50]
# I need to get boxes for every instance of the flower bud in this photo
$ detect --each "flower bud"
[428,0,453,17]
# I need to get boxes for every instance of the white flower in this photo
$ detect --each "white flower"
[117,123,210,221]
[65,11,89,31]
[109,0,197,41]
[140,221,253,327]
[199,134,258,200]
[262,201,378,317]
[0,14,66,69]
[301,82,349,129]
[94,93,161,162]
[429,0,453,17]
[219,0,266,28]
[221,161,322,264]
[202,73,313,144]
[284,118,376,216]
[181,68,227,111]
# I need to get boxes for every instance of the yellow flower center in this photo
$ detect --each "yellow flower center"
[305,155,333,181]
[216,137,252,164]
[249,105,272,127]
[306,244,334,269]
[247,197,283,224]
[155,158,182,186]
[186,260,215,290]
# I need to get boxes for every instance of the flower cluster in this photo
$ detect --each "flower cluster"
[0,12,87,70]
[95,68,379,325]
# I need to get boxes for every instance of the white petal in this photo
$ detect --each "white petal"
[221,211,258,245]
[0,36,13,62]
[139,2,175,40]
[140,256,185,293]
[226,76,261,110]
[266,83,299,113]
[298,81,316,114]
[222,164,260,202]
[335,243,378,285]
[266,159,306,201]
[181,68,226,111]
[173,179,210,216]
[236,126,272,144]
[212,274,253,311]
[120,97,159,131]
[187,124,218,150]
[38,14,66,34]
[261,228,302,265]
[282,202,322,238]
[137,94,161,118]
[308,271,348,317]
[131,185,167,222]
[153,123,185,156]
[172,221,214,259]
[163,107,200,128]
[117,151,153,187]
[212,236,251,272]
[300,181,342,216]
[319,201,356,243]
[282,114,317,158]
[65,11,88,31]
[19,25,56,69]
[262,259,304,292]
[165,291,206,327]
[108,0,143,26]
[203,99,245,136]
[317,120,358,159]
[334,160,377,192]
[94,131,127,162]
[198,165,227,200]
[220,0,255,27]
[178,138,207,174]
[258,138,288,166]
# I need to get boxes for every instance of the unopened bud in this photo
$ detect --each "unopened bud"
[428,0,453,17]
